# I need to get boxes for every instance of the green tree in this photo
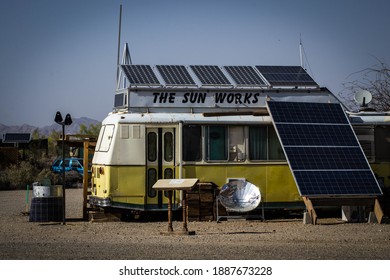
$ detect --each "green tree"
[79,123,101,137]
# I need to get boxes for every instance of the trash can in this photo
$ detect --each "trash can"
[29,184,63,222]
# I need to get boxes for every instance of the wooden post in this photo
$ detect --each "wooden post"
[182,190,188,232]
[167,190,173,232]
[83,141,89,221]
[374,198,384,224]
[302,197,317,225]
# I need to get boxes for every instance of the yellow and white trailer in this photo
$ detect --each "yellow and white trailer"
[89,63,389,214]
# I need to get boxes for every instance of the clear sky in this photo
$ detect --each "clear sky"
[1,0,390,127]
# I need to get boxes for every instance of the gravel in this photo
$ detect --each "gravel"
[1,189,390,260]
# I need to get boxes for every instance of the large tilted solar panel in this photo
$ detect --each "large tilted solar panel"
[257,66,318,87]
[224,66,267,86]
[190,65,231,85]
[156,65,196,85]
[121,65,160,85]
[267,101,382,197]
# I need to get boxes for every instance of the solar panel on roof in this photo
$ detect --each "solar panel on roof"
[267,101,382,197]
[257,66,318,87]
[156,65,196,85]
[121,65,160,85]
[3,133,31,143]
[190,65,231,85]
[224,66,266,86]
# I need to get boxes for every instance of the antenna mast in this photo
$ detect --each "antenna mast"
[116,2,123,84]
[299,34,304,68]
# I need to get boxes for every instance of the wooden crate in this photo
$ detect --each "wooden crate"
[187,182,221,221]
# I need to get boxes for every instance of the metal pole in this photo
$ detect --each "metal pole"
[116,3,123,85]
[62,124,66,224]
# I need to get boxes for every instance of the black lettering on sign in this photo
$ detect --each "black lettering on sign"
[182,92,207,103]
[152,92,176,103]
[253,93,260,103]
[215,92,227,103]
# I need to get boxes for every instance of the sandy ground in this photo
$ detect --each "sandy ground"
[0,189,390,260]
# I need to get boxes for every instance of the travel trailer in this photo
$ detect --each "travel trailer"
[88,58,387,217]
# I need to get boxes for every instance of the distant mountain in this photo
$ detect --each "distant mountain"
[0,117,101,137]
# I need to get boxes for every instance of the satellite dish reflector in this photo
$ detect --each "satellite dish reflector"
[218,180,261,212]
[354,90,372,106]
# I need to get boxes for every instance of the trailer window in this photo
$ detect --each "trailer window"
[206,126,228,161]
[147,168,157,197]
[183,125,202,161]
[249,126,285,161]
[97,125,115,152]
[375,126,390,162]
[164,132,174,162]
[249,126,267,160]
[229,126,245,161]
[353,125,374,161]
[268,127,286,160]
[147,132,157,162]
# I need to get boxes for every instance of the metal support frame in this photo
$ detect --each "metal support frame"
[216,196,264,222]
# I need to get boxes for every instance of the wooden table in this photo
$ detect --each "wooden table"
[152,178,198,235]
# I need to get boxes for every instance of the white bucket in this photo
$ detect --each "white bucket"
[33,185,63,197]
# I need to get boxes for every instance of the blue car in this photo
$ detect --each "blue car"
[51,158,85,175]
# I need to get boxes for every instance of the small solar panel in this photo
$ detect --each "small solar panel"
[121,65,160,85]
[190,65,231,86]
[156,65,196,85]
[3,133,31,143]
[224,66,266,86]
[267,101,382,197]
[256,66,318,87]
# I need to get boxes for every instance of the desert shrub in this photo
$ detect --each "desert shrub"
[0,161,37,190]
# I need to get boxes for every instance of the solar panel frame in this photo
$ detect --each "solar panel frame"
[156,65,196,86]
[190,65,231,86]
[256,66,318,87]
[121,65,160,85]
[224,66,267,86]
[267,101,382,197]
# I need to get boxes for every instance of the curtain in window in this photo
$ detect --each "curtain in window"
[249,126,267,160]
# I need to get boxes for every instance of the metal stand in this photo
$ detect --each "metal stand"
[216,196,264,222]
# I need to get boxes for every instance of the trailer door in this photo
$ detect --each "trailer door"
[146,127,176,209]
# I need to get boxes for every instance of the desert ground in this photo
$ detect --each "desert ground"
[0,189,389,260]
